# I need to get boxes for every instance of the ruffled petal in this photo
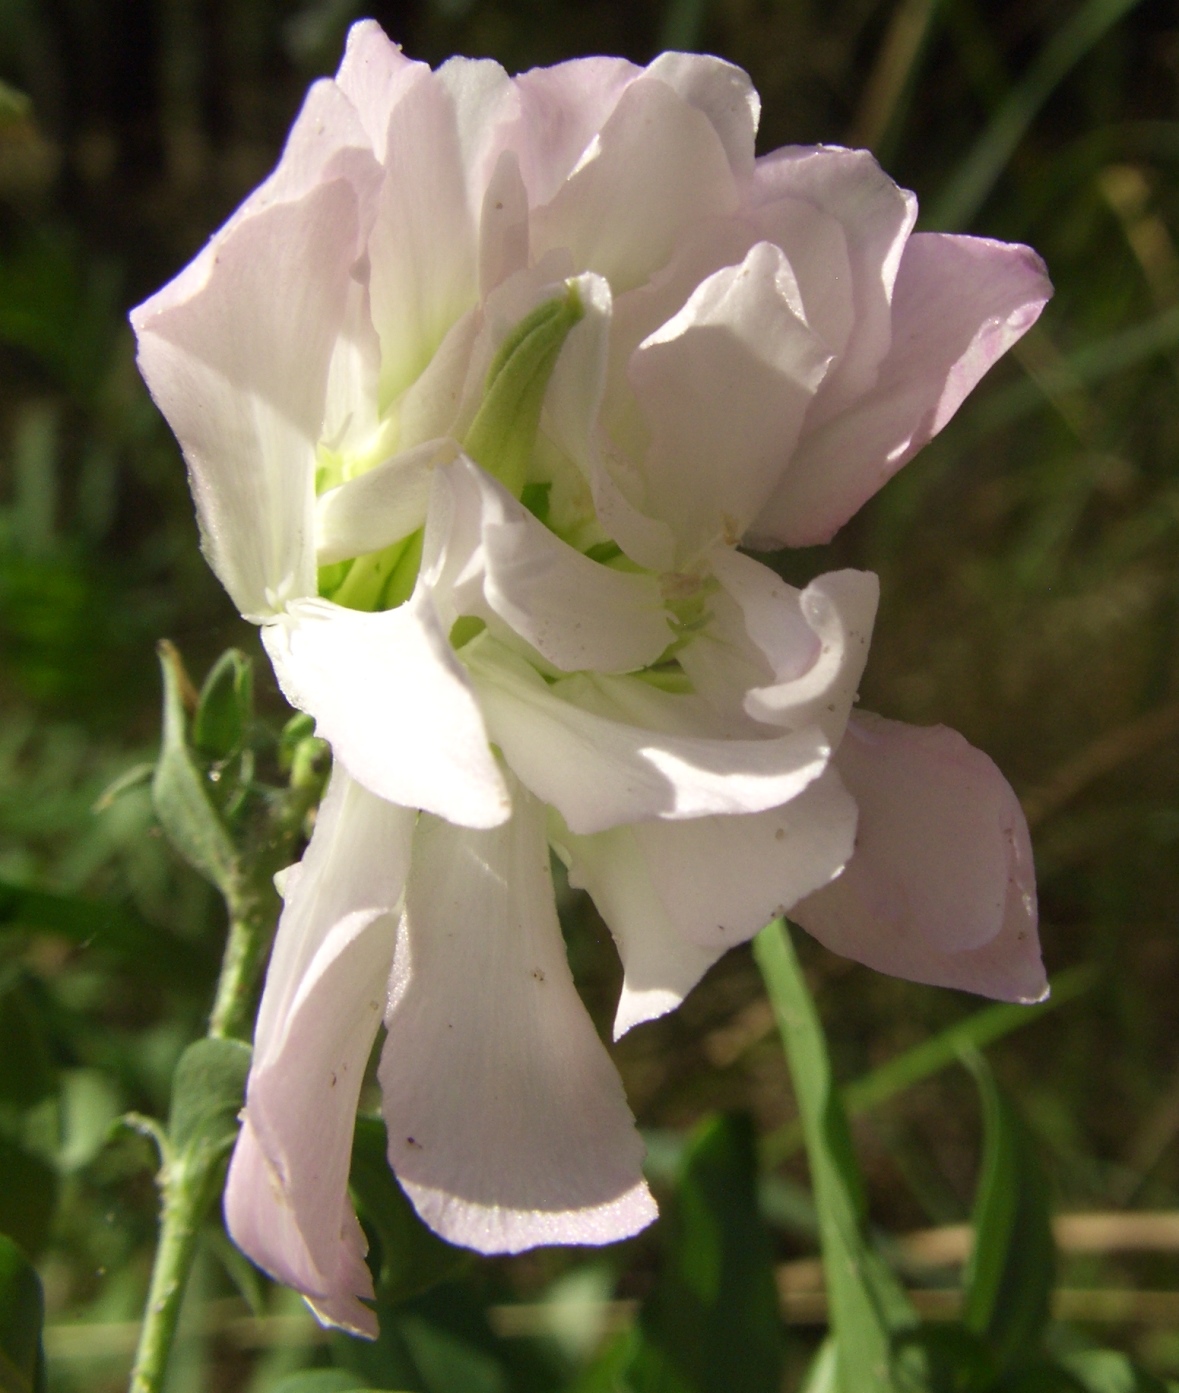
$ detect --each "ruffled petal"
[558,767,855,1037]
[629,241,830,559]
[532,75,737,292]
[792,712,1046,1001]
[368,72,480,405]
[132,179,361,617]
[379,787,657,1252]
[466,638,831,834]
[224,768,414,1337]
[427,455,672,673]
[263,596,510,827]
[753,232,1052,546]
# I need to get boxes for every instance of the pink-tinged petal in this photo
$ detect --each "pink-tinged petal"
[479,150,530,297]
[750,145,917,421]
[436,56,516,204]
[753,232,1052,547]
[629,241,830,559]
[335,19,426,162]
[558,768,855,1037]
[465,639,831,834]
[321,274,382,462]
[508,57,640,207]
[263,595,510,828]
[225,769,414,1337]
[429,456,672,673]
[644,52,759,180]
[132,180,360,617]
[368,74,479,406]
[315,439,454,565]
[380,789,657,1253]
[532,76,738,292]
[792,712,1046,1001]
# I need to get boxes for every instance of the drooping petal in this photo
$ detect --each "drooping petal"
[427,455,672,673]
[379,788,657,1252]
[368,72,480,405]
[465,638,832,834]
[315,438,454,565]
[629,241,830,559]
[263,595,510,827]
[792,712,1046,1002]
[753,232,1052,546]
[558,768,856,1037]
[132,179,360,617]
[224,768,414,1337]
[532,75,738,292]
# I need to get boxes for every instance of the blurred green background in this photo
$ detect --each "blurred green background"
[1,0,1179,1388]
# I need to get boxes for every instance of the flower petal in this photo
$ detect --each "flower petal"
[532,75,737,292]
[644,52,759,181]
[754,232,1052,546]
[225,768,414,1337]
[792,712,1046,1001]
[132,179,361,616]
[466,639,831,834]
[315,438,454,565]
[263,595,510,827]
[629,241,830,558]
[379,788,657,1252]
[558,767,855,1037]
[335,19,426,162]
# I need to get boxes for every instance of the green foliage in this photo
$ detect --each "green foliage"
[165,1037,250,1182]
[0,1235,45,1393]
[962,1053,1055,1369]
[626,1113,784,1393]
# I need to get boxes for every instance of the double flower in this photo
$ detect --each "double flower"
[132,21,1052,1337]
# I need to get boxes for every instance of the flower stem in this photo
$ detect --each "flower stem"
[207,876,281,1041]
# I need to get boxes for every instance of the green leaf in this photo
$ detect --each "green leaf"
[152,640,237,893]
[890,1324,999,1393]
[167,1038,251,1182]
[1061,1350,1172,1393]
[0,1137,55,1264]
[192,649,253,760]
[0,980,54,1112]
[350,1116,470,1304]
[799,1340,838,1393]
[0,1235,45,1393]
[627,1113,784,1393]
[961,1051,1054,1368]
[754,920,914,1393]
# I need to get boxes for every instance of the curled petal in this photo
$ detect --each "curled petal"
[380,788,657,1252]
[225,770,414,1337]
[792,712,1046,1002]
[264,596,509,827]
[466,639,831,834]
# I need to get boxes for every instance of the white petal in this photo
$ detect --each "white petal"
[335,20,427,162]
[264,596,510,827]
[644,51,760,180]
[629,241,830,558]
[479,149,531,297]
[436,56,516,206]
[225,769,414,1337]
[379,789,657,1252]
[315,439,454,565]
[133,180,360,616]
[532,76,737,292]
[466,639,831,834]
[368,73,479,405]
[321,273,382,462]
[792,712,1046,1001]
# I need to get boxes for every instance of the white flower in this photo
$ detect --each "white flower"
[131,22,1050,1337]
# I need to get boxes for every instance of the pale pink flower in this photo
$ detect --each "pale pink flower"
[131,20,1050,1336]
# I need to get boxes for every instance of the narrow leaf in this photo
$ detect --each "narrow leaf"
[627,1113,784,1393]
[962,1050,1054,1367]
[0,1235,45,1393]
[754,920,913,1393]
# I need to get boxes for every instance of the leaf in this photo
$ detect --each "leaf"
[961,1051,1054,1369]
[0,1235,45,1393]
[349,1116,470,1304]
[192,649,253,760]
[167,1038,251,1188]
[152,640,237,893]
[627,1113,784,1393]
[890,1324,998,1393]
[0,1136,57,1261]
[0,879,215,984]
[0,980,54,1112]
[1061,1350,1172,1393]
[798,1340,838,1393]
[754,920,914,1393]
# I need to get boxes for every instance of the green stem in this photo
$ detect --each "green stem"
[207,876,281,1041]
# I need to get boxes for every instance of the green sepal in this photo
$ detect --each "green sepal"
[464,286,584,498]
[192,648,253,760]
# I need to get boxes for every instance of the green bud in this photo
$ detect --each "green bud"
[464,285,584,498]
